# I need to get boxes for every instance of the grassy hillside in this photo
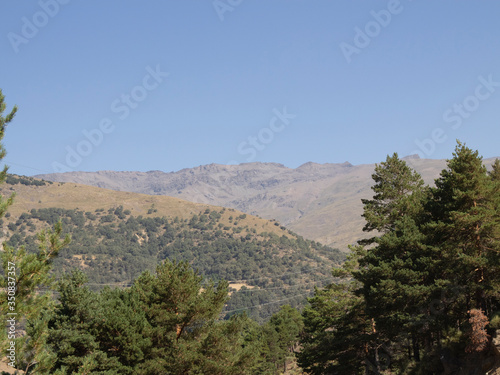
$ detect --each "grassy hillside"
[0,175,344,321]
[1,174,289,235]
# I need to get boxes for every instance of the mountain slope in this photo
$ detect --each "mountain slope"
[1,175,344,321]
[36,157,499,250]
[1,175,289,237]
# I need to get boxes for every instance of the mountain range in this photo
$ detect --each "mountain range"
[37,155,499,250]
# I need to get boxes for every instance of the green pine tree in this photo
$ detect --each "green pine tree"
[261,305,304,373]
[428,141,500,318]
[133,259,257,374]
[299,278,371,375]
[299,144,500,373]
[355,153,430,368]
[47,269,152,374]
[360,153,425,242]
[490,158,500,182]
[0,90,70,374]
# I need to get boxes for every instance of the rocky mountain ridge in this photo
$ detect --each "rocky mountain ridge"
[37,156,499,250]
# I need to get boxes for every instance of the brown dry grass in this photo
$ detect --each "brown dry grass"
[0,180,292,239]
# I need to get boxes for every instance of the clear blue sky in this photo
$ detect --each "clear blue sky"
[1,1,499,176]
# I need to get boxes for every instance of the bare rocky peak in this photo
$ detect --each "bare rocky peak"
[402,154,421,161]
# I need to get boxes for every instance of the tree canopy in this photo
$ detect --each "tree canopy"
[299,142,500,374]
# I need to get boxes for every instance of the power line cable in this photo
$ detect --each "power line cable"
[5,161,52,175]
[223,290,316,314]
[224,265,333,284]
[228,276,335,292]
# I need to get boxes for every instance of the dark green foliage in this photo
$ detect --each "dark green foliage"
[300,281,371,374]
[47,270,152,374]
[299,142,500,374]
[5,174,49,186]
[428,143,500,315]
[146,204,157,215]
[46,260,265,374]
[490,158,500,182]
[45,263,310,374]
[4,207,344,321]
[262,305,304,372]
[133,260,229,373]
[0,222,71,373]
[360,152,425,243]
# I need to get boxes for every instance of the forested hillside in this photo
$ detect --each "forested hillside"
[0,178,343,322]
